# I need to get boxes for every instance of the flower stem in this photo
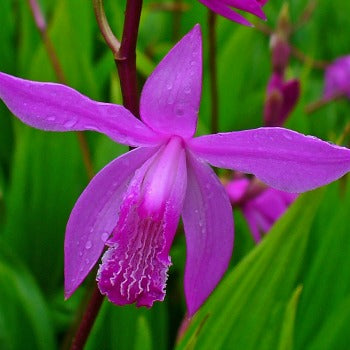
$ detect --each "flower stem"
[93,0,143,118]
[115,0,143,117]
[305,93,343,114]
[69,286,105,350]
[208,10,219,134]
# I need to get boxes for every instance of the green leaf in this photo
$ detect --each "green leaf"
[2,124,87,294]
[134,316,153,350]
[278,285,303,350]
[85,301,168,350]
[307,296,350,350]
[176,189,324,350]
[0,242,56,350]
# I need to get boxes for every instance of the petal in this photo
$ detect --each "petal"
[0,72,161,147]
[97,141,187,307]
[64,146,158,298]
[140,25,202,139]
[253,188,290,222]
[197,0,252,25]
[182,153,234,315]
[188,127,350,193]
[225,177,250,203]
[223,0,266,20]
[281,79,300,121]
[242,205,262,243]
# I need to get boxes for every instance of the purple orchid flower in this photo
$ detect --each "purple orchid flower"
[226,177,297,242]
[324,55,350,100]
[264,72,300,127]
[1,25,350,315]
[198,0,269,26]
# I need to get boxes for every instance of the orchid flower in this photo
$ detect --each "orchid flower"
[226,177,297,242]
[2,25,350,315]
[264,72,300,127]
[198,0,269,26]
[324,55,350,100]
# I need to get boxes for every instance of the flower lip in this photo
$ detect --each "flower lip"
[139,136,185,219]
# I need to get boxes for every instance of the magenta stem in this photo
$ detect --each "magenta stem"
[69,286,104,350]
[115,0,143,117]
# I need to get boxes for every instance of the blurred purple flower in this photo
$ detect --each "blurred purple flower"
[264,72,300,127]
[226,177,297,242]
[198,0,269,25]
[324,55,350,100]
[2,25,350,314]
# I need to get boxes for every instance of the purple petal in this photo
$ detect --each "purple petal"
[0,72,161,147]
[188,127,350,193]
[243,188,297,242]
[324,55,350,99]
[64,146,158,298]
[197,0,252,25]
[242,206,263,242]
[225,177,250,203]
[280,79,300,122]
[97,138,187,307]
[182,153,234,315]
[223,0,266,20]
[140,25,202,139]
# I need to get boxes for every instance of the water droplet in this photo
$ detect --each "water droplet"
[64,119,77,128]
[85,258,90,264]
[101,232,109,242]
[79,251,83,257]
[85,240,92,250]
[166,83,173,90]
[167,96,175,105]
[47,116,56,122]
[176,108,184,117]
[190,61,196,67]
[85,125,99,132]
[184,86,191,94]
[283,132,293,140]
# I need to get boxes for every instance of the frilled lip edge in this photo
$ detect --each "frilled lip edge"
[96,137,188,307]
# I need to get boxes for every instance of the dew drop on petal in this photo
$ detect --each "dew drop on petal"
[184,86,191,94]
[64,119,77,128]
[85,240,92,250]
[167,96,175,105]
[101,232,109,242]
[283,132,293,141]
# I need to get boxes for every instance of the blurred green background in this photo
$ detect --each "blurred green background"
[1,0,350,349]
